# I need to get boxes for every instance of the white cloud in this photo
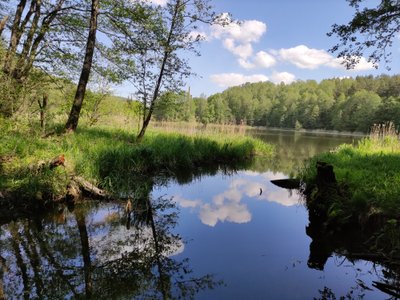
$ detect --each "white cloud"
[148,0,167,5]
[254,51,276,68]
[173,195,202,208]
[270,71,296,84]
[278,45,375,71]
[170,172,300,227]
[212,18,267,44]
[278,45,333,69]
[132,0,168,5]
[239,51,277,70]
[238,59,256,69]
[212,16,267,60]
[223,39,253,59]
[188,30,208,42]
[210,73,269,88]
[199,202,251,227]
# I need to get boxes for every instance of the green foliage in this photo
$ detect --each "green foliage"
[151,75,400,133]
[328,0,400,69]
[301,137,400,217]
[0,120,274,198]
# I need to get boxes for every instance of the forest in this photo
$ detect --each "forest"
[154,74,400,133]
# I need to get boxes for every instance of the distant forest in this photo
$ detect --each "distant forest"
[153,75,400,133]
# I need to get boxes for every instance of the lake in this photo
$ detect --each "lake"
[0,129,391,299]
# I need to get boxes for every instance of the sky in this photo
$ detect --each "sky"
[117,0,400,98]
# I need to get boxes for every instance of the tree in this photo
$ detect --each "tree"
[64,0,150,131]
[0,0,79,116]
[127,0,224,141]
[65,0,99,131]
[328,0,400,69]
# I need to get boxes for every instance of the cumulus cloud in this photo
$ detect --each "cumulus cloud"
[173,195,202,208]
[270,71,296,84]
[278,44,375,71]
[254,51,277,68]
[199,202,251,227]
[170,171,300,227]
[132,0,168,5]
[212,17,267,44]
[223,39,253,59]
[212,15,267,60]
[239,51,277,70]
[187,30,208,42]
[210,73,269,88]
[148,0,167,5]
[278,45,333,69]
[328,56,376,71]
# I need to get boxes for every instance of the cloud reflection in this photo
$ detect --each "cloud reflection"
[171,171,300,227]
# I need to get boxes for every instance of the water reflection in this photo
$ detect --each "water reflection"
[2,130,387,300]
[249,130,361,174]
[0,197,221,299]
[164,171,300,227]
[306,209,400,299]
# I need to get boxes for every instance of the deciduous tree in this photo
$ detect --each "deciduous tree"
[328,0,400,69]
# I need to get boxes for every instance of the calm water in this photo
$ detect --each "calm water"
[1,129,391,299]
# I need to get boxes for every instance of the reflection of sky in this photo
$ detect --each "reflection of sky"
[151,169,387,300]
[91,223,185,263]
[153,170,300,227]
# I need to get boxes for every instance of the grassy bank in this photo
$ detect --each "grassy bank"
[0,119,274,201]
[301,137,400,220]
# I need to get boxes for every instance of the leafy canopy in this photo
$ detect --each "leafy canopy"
[328,0,400,69]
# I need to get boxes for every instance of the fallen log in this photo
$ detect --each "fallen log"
[67,176,111,203]
[271,178,301,189]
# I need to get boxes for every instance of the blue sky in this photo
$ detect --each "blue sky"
[117,0,400,97]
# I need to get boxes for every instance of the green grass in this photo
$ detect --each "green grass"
[300,137,400,217]
[0,119,274,199]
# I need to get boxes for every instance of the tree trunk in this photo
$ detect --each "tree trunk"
[65,0,99,132]
[38,93,47,134]
[136,107,153,141]
[3,0,28,75]
[75,212,92,299]
[0,16,9,37]
[136,0,182,141]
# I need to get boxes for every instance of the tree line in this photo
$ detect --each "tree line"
[0,0,222,139]
[0,0,399,136]
[154,75,400,133]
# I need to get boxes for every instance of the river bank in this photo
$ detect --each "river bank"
[0,120,274,221]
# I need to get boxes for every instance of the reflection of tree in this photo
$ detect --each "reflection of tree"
[0,254,5,300]
[0,196,221,299]
[250,131,359,175]
[75,210,92,298]
[306,211,400,298]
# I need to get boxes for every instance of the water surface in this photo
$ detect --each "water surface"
[1,129,392,299]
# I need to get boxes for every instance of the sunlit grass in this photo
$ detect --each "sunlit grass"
[0,120,274,198]
[301,136,400,216]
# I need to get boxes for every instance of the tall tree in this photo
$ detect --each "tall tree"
[1,0,72,81]
[127,0,224,141]
[328,0,400,69]
[65,0,99,131]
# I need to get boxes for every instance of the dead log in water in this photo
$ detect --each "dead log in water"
[271,178,301,189]
[66,176,111,203]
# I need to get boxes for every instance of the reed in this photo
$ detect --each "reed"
[300,135,400,217]
[0,120,274,198]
